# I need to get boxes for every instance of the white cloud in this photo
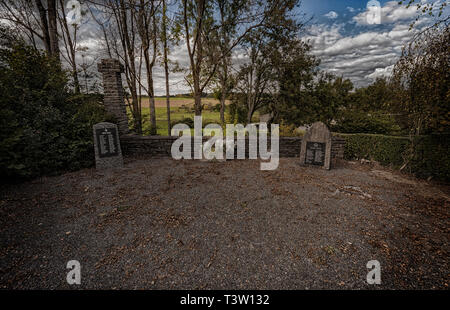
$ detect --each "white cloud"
[304,24,344,50]
[353,1,419,25]
[304,15,428,87]
[347,7,355,13]
[365,64,395,80]
[324,11,338,19]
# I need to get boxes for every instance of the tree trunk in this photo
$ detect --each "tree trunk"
[118,0,141,134]
[220,84,226,124]
[72,62,80,93]
[247,108,253,125]
[165,72,171,135]
[162,0,171,135]
[59,0,80,93]
[193,0,205,116]
[219,60,228,124]
[194,89,202,116]
[34,0,51,54]
[147,69,157,135]
[47,0,59,59]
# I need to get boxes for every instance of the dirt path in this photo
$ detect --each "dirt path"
[0,158,448,289]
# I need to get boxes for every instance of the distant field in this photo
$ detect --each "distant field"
[127,97,258,136]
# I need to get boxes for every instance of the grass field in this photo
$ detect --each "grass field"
[128,97,258,136]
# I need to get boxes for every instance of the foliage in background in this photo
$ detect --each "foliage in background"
[0,33,110,181]
[227,96,250,124]
[283,74,353,127]
[332,111,397,135]
[341,133,449,181]
[408,134,450,181]
[332,78,400,135]
[278,122,302,137]
[341,134,410,167]
[390,25,449,136]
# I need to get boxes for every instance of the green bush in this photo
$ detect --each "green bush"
[409,134,450,181]
[212,103,222,112]
[332,110,398,135]
[227,100,248,124]
[0,39,110,181]
[339,133,449,181]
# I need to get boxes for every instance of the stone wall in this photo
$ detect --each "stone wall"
[96,58,346,165]
[121,135,346,161]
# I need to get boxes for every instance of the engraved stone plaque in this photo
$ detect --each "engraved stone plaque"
[93,122,123,169]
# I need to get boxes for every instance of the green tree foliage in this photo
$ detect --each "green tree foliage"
[0,30,110,180]
[294,74,352,127]
[269,39,320,125]
[390,25,449,135]
[231,2,317,125]
[333,78,399,134]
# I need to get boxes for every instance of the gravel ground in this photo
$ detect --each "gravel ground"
[0,157,449,289]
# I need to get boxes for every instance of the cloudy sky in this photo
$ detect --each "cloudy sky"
[68,0,448,94]
[300,0,448,88]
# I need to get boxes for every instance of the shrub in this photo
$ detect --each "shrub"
[332,110,397,135]
[409,134,450,181]
[227,100,247,124]
[0,39,110,181]
[340,133,409,167]
[339,133,449,181]
[279,122,301,137]
[212,103,222,112]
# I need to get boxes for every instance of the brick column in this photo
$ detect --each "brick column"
[98,59,129,135]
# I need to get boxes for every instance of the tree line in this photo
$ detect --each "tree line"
[0,0,448,138]
[0,0,306,133]
[0,0,448,181]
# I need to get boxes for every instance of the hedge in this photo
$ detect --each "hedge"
[409,134,450,181]
[338,133,450,182]
[0,40,112,182]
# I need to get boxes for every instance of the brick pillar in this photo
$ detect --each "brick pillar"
[98,59,129,135]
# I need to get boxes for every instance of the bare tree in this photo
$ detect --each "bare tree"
[103,0,143,133]
[58,0,80,93]
[133,0,161,135]
[34,0,51,51]
[161,0,171,134]
[47,0,60,59]
[87,3,113,57]
[234,39,272,124]
[0,0,47,51]
[177,0,285,116]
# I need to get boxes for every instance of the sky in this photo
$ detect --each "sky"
[7,0,445,95]
[298,0,449,88]
[157,0,446,93]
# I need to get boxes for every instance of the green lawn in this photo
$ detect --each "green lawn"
[128,105,259,136]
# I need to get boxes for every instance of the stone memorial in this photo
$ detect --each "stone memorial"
[93,122,123,169]
[299,121,332,170]
[97,59,129,135]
